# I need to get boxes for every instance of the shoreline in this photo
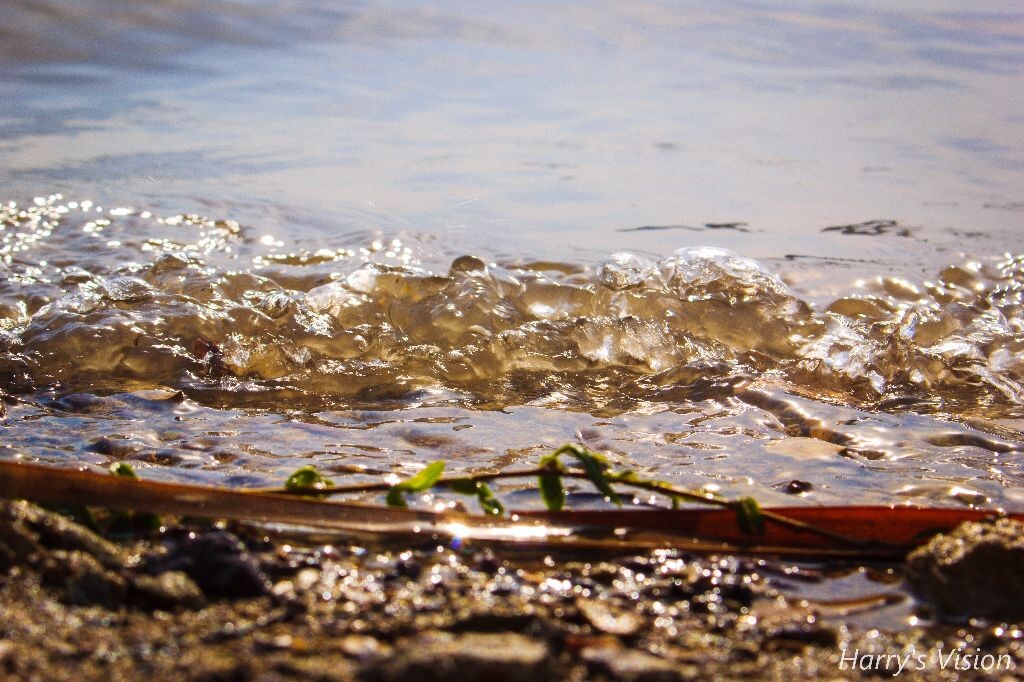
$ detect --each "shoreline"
[3,499,1023,680]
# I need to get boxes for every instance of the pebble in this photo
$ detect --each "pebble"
[4,500,121,568]
[58,550,127,609]
[577,598,643,636]
[375,631,551,681]
[142,530,270,598]
[582,644,691,681]
[131,570,207,610]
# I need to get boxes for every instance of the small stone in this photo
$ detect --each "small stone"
[131,571,206,610]
[295,567,320,590]
[142,530,269,598]
[577,598,643,636]
[272,579,296,598]
[0,508,45,569]
[340,634,389,661]
[59,550,128,608]
[582,644,688,681]
[775,480,813,495]
[61,266,94,284]
[377,631,551,682]
[906,518,1024,620]
[273,654,356,681]
[85,436,142,457]
[254,634,294,651]
[6,500,121,569]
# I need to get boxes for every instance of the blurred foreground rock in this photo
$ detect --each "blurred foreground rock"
[906,518,1024,621]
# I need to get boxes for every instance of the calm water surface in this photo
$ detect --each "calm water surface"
[1,1,1023,512]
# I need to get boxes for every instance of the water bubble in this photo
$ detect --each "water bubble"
[304,281,365,317]
[596,252,657,291]
[103,276,155,303]
[661,246,790,302]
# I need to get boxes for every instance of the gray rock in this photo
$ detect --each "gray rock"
[905,518,1024,620]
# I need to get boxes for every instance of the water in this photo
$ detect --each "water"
[1,2,1023,513]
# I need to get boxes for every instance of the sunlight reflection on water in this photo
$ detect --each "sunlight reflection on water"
[0,1,1022,514]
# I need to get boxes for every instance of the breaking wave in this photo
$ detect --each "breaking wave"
[2,196,1022,419]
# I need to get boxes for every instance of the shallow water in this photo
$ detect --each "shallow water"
[1,2,1023,513]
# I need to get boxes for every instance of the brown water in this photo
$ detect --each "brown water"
[1,2,1023,514]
